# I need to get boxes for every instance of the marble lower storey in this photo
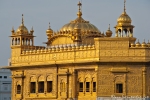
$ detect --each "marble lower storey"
[97,97,150,100]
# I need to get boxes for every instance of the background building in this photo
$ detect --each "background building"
[4,1,150,100]
[0,68,11,100]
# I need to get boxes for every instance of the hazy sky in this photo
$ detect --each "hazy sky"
[0,0,150,66]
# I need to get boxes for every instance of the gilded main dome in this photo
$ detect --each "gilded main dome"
[60,17,100,32]
[60,2,100,33]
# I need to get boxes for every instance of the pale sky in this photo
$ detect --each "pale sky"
[0,0,150,66]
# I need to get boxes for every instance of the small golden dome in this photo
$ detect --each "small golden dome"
[142,40,147,47]
[135,40,141,47]
[16,14,29,34]
[16,24,29,34]
[106,24,112,37]
[117,1,132,26]
[130,43,135,47]
[46,22,53,36]
[11,27,15,32]
[117,12,132,25]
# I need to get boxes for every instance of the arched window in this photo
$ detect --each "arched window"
[47,81,52,92]
[17,85,21,94]
[30,82,36,93]
[38,81,44,93]
[93,82,96,92]
[79,82,83,92]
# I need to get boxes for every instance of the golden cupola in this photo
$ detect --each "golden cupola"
[106,24,113,37]
[117,11,131,26]
[114,0,134,38]
[16,14,29,34]
[60,1,100,34]
[46,22,53,38]
[10,14,35,47]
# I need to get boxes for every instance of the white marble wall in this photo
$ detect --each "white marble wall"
[0,69,11,100]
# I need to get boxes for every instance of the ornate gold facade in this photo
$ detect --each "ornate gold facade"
[6,1,150,100]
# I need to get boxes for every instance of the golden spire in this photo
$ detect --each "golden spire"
[22,14,24,26]
[48,22,51,29]
[11,26,15,33]
[124,0,126,13]
[108,24,110,30]
[78,1,82,12]
[106,24,112,37]
[46,22,53,36]
[31,26,33,30]
[77,1,82,17]
[30,26,34,33]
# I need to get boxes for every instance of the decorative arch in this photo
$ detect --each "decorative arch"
[46,75,52,81]
[38,75,45,82]
[30,76,36,82]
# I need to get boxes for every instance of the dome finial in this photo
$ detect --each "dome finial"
[12,26,14,30]
[11,26,15,33]
[31,26,33,30]
[77,1,82,17]
[22,14,24,25]
[78,1,82,12]
[124,0,126,13]
[48,22,51,29]
[108,24,110,30]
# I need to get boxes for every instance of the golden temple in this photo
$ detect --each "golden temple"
[6,1,150,100]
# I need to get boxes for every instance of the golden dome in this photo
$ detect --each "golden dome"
[60,2,100,33]
[135,40,141,47]
[106,24,112,37]
[117,0,132,26]
[60,20,100,32]
[46,22,53,36]
[16,14,29,34]
[142,40,147,47]
[16,24,28,34]
[130,43,135,47]
[117,12,131,25]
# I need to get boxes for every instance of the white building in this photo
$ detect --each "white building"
[0,68,11,100]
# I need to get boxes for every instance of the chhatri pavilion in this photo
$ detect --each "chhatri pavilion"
[6,1,150,100]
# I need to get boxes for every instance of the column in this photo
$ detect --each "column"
[45,78,47,95]
[72,70,76,99]
[142,67,146,97]
[36,80,38,97]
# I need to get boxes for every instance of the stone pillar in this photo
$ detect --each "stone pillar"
[45,78,47,95]
[36,80,38,97]
[72,70,76,99]
[142,67,146,97]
